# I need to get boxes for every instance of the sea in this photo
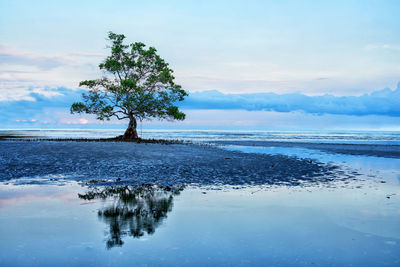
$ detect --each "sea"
[2,128,400,145]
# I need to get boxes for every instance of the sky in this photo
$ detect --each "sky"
[1,0,399,130]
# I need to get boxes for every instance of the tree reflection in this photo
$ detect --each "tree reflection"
[78,184,183,249]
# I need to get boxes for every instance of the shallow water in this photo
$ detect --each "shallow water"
[222,144,400,184]
[0,178,399,266]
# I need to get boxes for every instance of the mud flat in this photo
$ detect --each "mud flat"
[0,141,345,186]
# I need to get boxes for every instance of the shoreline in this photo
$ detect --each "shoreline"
[0,135,186,144]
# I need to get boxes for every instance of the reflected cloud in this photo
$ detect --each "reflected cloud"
[0,182,81,210]
[79,185,184,249]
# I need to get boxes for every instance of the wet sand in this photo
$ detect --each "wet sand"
[0,141,344,186]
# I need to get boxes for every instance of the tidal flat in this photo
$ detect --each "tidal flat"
[0,141,345,186]
[0,138,399,266]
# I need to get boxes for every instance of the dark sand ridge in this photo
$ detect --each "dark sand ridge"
[0,141,350,186]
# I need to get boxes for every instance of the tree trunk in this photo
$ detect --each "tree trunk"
[123,115,138,140]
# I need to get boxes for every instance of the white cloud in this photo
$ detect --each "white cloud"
[60,118,89,124]
[0,44,101,100]
[364,44,400,51]
[69,52,108,57]
[0,45,74,70]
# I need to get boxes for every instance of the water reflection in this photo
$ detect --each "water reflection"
[78,185,184,249]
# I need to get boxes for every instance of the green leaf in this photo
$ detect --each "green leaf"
[71,32,188,129]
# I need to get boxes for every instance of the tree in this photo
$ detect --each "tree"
[71,32,188,139]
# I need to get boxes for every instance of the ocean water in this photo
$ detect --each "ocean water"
[2,129,400,145]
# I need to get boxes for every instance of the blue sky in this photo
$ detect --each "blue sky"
[1,0,400,130]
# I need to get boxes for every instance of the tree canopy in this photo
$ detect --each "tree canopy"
[71,32,188,139]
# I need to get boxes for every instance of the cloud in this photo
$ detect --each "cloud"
[0,45,68,70]
[69,52,108,57]
[364,44,400,51]
[0,44,102,99]
[1,83,400,129]
[60,118,89,124]
[0,87,85,126]
[182,83,400,117]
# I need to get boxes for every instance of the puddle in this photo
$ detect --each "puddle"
[0,179,399,266]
